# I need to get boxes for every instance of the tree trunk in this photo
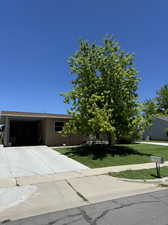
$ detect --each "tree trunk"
[96,133,100,141]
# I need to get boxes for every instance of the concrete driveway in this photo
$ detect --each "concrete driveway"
[0,146,88,178]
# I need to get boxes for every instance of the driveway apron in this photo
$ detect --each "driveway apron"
[0,146,88,178]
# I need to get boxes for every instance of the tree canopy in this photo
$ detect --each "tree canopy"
[62,37,144,144]
[142,99,158,120]
[156,84,168,114]
[142,84,168,120]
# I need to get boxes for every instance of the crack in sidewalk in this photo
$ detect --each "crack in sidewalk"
[65,179,89,203]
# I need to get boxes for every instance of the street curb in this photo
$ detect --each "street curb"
[108,175,168,184]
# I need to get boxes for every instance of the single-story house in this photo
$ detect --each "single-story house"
[0,110,87,147]
[143,116,168,141]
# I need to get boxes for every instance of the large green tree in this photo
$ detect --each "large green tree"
[156,84,168,114]
[62,37,143,144]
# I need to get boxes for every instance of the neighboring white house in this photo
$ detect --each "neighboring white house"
[143,116,168,141]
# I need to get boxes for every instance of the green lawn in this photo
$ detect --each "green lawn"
[109,166,168,180]
[54,144,168,168]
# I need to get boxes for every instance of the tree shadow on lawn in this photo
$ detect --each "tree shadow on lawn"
[64,144,151,160]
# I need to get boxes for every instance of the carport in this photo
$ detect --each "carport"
[10,119,43,146]
[0,111,45,146]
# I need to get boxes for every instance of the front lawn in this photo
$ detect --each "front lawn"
[54,144,168,168]
[109,166,168,180]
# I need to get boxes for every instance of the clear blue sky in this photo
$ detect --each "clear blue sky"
[0,0,168,114]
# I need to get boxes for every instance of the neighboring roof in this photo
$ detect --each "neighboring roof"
[155,116,168,122]
[0,110,72,119]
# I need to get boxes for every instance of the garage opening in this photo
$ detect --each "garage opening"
[10,120,43,146]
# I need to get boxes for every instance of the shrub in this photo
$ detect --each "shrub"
[165,128,168,137]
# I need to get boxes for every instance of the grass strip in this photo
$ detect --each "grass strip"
[109,166,168,180]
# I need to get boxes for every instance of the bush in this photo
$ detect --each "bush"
[165,128,168,137]
[117,131,141,144]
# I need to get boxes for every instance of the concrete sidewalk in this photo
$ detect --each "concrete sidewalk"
[0,174,162,222]
[138,141,168,146]
[1,161,168,222]
[1,161,168,188]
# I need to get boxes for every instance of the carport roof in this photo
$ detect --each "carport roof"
[0,110,72,123]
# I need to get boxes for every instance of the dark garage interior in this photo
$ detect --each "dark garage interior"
[10,120,42,146]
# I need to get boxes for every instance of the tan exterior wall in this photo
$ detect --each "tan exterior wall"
[4,117,10,146]
[44,118,87,146]
[40,119,47,144]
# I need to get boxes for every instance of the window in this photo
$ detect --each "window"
[55,121,64,131]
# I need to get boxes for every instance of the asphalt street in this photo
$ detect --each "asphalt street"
[1,189,168,225]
